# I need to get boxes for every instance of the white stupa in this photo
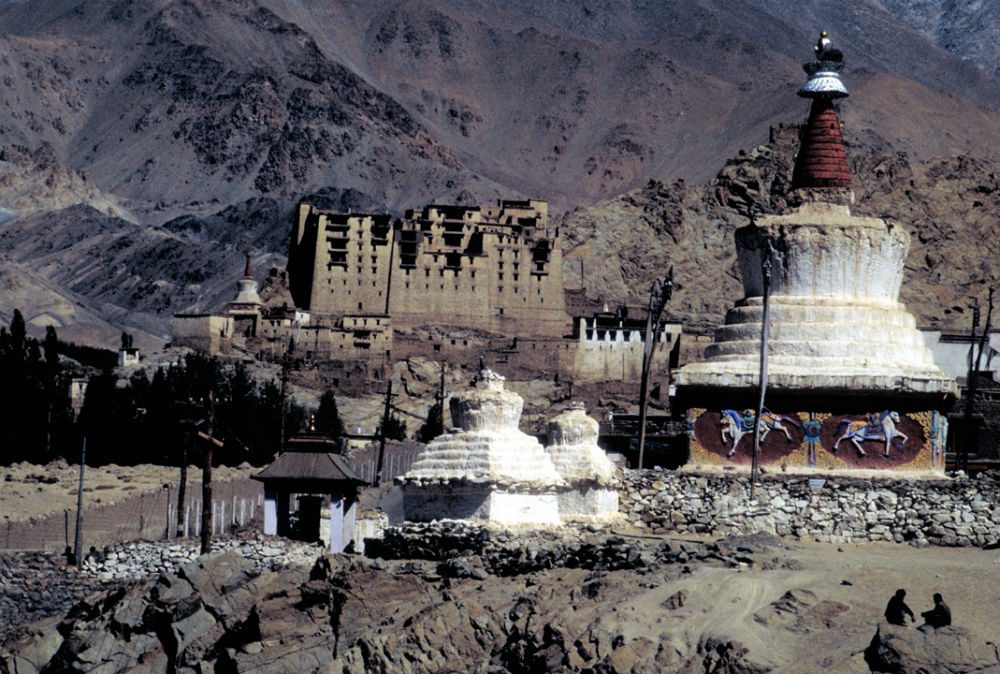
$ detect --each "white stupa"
[673,33,955,474]
[399,366,565,525]
[545,405,619,522]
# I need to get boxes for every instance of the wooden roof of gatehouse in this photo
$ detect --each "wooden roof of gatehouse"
[253,448,365,484]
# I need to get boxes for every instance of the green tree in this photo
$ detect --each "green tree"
[417,402,443,443]
[315,390,344,440]
[378,410,407,441]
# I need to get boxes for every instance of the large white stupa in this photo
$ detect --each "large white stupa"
[673,33,955,474]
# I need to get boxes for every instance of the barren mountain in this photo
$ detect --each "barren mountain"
[1,0,1000,342]
[873,0,1000,79]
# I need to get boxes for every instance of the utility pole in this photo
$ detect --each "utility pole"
[438,361,446,427]
[637,268,674,469]
[961,289,993,473]
[278,337,295,456]
[73,436,86,567]
[750,249,774,500]
[198,389,222,554]
[175,425,188,538]
[374,379,394,486]
[976,287,994,377]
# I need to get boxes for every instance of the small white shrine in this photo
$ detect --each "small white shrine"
[399,366,620,526]
[545,405,619,522]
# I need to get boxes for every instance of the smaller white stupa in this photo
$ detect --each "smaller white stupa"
[545,404,619,522]
[399,366,565,525]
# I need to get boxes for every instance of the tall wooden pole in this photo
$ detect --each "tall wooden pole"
[73,436,86,566]
[374,379,393,486]
[750,253,773,500]
[278,337,294,456]
[637,269,673,469]
[961,289,993,473]
[200,390,215,554]
[438,362,446,427]
[975,287,994,377]
[176,425,189,537]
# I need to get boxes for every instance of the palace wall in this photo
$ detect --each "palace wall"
[170,314,234,353]
[287,200,567,337]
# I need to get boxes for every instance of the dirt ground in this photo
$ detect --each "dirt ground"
[0,461,256,523]
[643,537,1000,672]
[323,533,1000,672]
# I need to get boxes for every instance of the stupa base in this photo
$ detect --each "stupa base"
[556,488,620,523]
[401,481,562,526]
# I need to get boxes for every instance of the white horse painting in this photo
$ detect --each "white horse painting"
[833,411,908,457]
[720,409,800,457]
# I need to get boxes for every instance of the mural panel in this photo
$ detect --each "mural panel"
[687,407,938,472]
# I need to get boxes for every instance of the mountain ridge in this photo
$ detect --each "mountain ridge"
[1,0,999,344]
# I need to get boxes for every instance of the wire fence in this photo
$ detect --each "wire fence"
[349,445,423,484]
[1,478,264,553]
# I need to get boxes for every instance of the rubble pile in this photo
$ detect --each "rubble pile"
[0,553,119,642]
[79,534,318,581]
[365,522,779,577]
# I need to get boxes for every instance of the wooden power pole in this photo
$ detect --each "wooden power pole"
[374,379,394,486]
[73,436,86,566]
[637,268,674,469]
[198,390,223,554]
[750,250,773,499]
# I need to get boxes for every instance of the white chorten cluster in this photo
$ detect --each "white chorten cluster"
[400,368,619,526]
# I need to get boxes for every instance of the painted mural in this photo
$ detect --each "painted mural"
[688,407,936,472]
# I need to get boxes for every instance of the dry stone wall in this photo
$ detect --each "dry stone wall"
[621,469,1000,547]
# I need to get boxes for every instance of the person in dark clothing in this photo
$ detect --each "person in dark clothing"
[921,593,952,629]
[884,589,915,626]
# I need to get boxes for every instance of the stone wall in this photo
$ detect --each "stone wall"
[620,469,1000,547]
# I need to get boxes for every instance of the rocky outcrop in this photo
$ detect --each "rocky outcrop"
[0,535,320,645]
[864,622,1000,674]
[0,550,350,674]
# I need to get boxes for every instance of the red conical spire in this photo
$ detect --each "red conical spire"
[792,96,852,190]
[243,253,253,278]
